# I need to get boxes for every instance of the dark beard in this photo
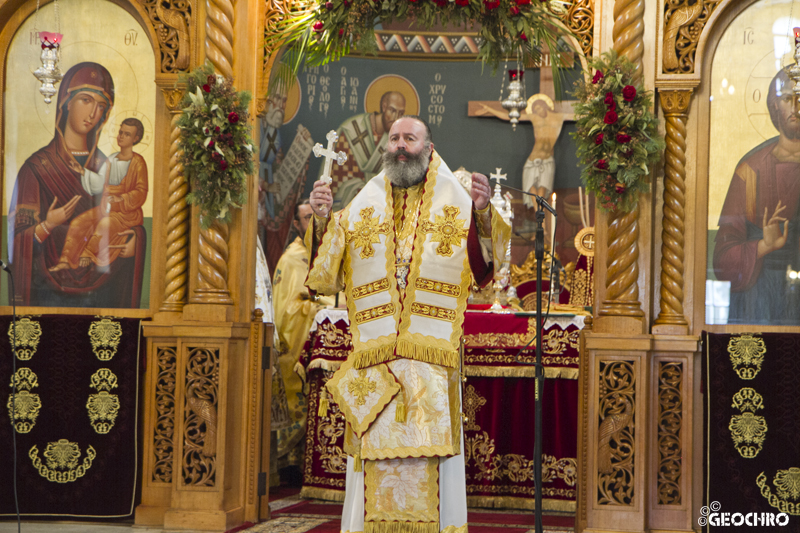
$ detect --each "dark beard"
[382,146,431,188]
[781,116,800,140]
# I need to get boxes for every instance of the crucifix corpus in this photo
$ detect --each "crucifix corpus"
[468,64,577,208]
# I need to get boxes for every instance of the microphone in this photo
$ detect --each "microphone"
[0,260,10,272]
[491,182,557,217]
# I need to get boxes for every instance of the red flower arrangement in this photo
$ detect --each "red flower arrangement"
[571,50,665,212]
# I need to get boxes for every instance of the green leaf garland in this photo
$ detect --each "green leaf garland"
[570,50,665,213]
[177,63,255,228]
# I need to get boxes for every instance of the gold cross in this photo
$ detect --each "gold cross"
[347,370,377,406]
[346,207,391,259]
[420,205,469,257]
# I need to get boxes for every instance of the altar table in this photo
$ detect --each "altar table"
[297,308,584,512]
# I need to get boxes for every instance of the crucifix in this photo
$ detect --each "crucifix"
[468,62,578,208]
[313,130,348,186]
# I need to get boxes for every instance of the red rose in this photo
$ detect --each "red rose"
[434,0,448,6]
[212,152,220,161]
[616,132,631,144]
[515,0,530,5]
[604,91,615,106]
[595,133,604,145]
[220,160,228,171]
[202,84,211,93]
[208,140,215,149]
[325,1,333,7]
[622,85,636,101]
[604,110,618,125]
[343,0,350,5]
[592,70,604,84]
[596,159,608,170]
[615,182,626,194]
[519,31,527,41]
[510,5,520,15]
[339,28,345,36]
[228,112,239,124]
[207,75,216,85]
[484,0,499,9]
[215,126,221,133]
[455,0,468,5]
[313,21,324,32]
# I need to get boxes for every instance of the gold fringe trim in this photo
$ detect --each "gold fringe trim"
[365,521,440,533]
[353,453,362,472]
[306,359,343,372]
[299,486,345,502]
[464,366,579,380]
[395,388,406,423]
[466,495,576,513]
[353,345,397,369]
[396,340,459,368]
[441,526,468,533]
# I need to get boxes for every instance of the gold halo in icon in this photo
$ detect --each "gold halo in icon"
[364,74,420,116]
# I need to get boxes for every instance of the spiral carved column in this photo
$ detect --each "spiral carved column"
[160,89,190,312]
[597,0,647,320]
[190,0,235,305]
[654,90,693,328]
[205,0,234,79]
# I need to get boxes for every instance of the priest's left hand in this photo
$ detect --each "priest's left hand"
[471,173,491,211]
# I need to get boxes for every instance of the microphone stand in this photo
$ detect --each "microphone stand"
[532,202,545,533]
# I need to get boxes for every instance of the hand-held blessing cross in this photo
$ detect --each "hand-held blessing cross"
[313,130,348,186]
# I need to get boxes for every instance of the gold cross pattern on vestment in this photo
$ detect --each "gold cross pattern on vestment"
[421,205,469,257]
[347,207,391,259]
[347,369,377,406]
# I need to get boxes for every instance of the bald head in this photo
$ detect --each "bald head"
[380,91,406,132]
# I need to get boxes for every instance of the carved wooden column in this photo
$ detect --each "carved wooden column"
[596,0,646,327]
[188,0,235,306]
[160,87,190,313]
[653,89,693,332]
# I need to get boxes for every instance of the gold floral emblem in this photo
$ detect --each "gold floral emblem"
[727,334,766,380]
[7,368,41,433]
[8,318,42,360]
[421,205,469,257]
[347,370,377,406]
[729,387,767,458]
[757,469,800,515]
[346,207,391,259]
[29,439,96,483]
[89,318,123,361]
[86,369,120,434]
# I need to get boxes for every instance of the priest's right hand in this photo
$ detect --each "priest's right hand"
[758,201,788,258]
[45,195,81,228]
[310,179,333,217]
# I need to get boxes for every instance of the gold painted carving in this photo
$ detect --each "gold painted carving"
[153,346,177,483]
[729,387,766,458]
[89,318,122,361]
[191,220,233,305]
[87,369,120,434]
[663,0,722,74]
[597,361,635,506]
[727,334,766,380]
[654,90,693,327]
[8,318,42,360]
[757,470,800,515]
[139,0,192,73]
[354,303,395,324]
[7,368,41,433]
[183,347,219,486]
[160,109,190,312]
[613,0,645,84]
[420,205,469,257]
[410,302,457,322]
[550,0,594,59]
[346,207,391,259]
[347,369,377,406]
[598,207,644,319]
[415,277,462,298]
[206,0,235,78]
[29,440,96,483]
[657,362,682,505]
[353,278,391,299]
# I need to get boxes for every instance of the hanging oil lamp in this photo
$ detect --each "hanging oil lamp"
[33,31,63,105]
[501,69,527,131]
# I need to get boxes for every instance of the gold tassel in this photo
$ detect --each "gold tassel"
[395,389,406,423]
[318,394,329,417]
[353,453,362,472]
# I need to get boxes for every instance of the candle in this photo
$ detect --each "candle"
[550,192,557,253]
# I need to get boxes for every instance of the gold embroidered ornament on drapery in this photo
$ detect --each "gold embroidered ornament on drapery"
[89,318,123,361]
[29,439,96,483]
[86,368,120,434]
[8,317,42,360]
[7,367,41,433]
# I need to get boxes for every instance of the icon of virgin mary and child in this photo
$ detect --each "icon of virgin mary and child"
[7,62,148,308]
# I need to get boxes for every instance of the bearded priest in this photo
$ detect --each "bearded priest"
[306,115,511,533]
